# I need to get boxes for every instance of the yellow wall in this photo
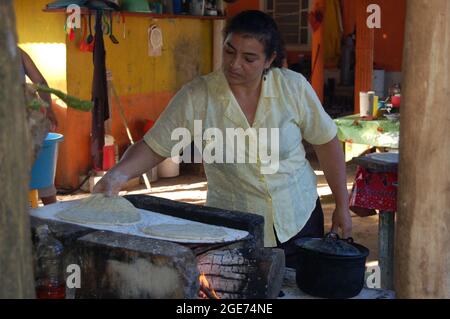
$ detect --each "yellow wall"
[15,0,214,188]
[63,16,213,187]
[14,0,67,91]
[67,17,212,98]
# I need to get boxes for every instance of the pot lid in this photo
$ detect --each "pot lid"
[295,233,362,257]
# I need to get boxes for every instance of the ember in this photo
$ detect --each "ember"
[199,273,220,299]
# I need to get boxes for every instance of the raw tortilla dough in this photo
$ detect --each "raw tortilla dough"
[56,194,141,225]
[140,223,228,241]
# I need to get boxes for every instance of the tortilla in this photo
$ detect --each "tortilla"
[140,223,228,241]
[56,194,141,225]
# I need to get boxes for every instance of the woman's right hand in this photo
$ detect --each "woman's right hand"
[92,170,130,197]
[92,140,165,196]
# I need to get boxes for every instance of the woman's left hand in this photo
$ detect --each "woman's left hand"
[46,109,58,131]
[331,206,352,238]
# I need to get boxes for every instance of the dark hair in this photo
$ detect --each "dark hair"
[223,10,286,68]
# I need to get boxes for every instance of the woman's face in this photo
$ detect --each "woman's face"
[222,33,275,87]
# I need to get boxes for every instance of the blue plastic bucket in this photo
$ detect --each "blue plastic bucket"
[173,0,182,14]
[30,133,64,189]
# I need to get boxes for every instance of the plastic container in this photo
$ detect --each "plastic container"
[103,145,115,170]
[121,0,150,12]
[172,0,182,14]
[373,69,385,98]
[391,95,401,108]
[373,95,380,118]
[30,133,64,190]
[103,135,116,171]
[190,0,204,15]
[367,91,375,113]
[35,225,65,299]
[359,92,372,118]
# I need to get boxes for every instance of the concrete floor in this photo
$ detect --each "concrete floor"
[55,158,380,263]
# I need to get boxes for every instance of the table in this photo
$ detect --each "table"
[334,114,400,161]
[351,153,398,290]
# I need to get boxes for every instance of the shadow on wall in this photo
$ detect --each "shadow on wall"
[174,38,202,90]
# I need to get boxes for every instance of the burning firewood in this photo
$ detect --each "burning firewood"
[199,273,220,299]
[197,247,285,299]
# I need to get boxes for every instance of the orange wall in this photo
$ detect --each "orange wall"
[341,0,406,72]
[373,0,406,72]
[224,0,405,72]
[341,0,357,36]
[226,0,261,17]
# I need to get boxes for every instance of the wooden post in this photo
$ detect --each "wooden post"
[0,0,36,298]
[378,211,395,290]
[311,0,325,103]
[395,0,450,298]
[213,20,225,71]
[354,0,374,114]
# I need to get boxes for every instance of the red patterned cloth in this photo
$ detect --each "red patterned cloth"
[349,166,397,216]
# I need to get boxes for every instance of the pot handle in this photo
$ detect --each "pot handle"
[325,232,354,244]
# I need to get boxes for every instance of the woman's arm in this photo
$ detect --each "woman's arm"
[313,136,352,238]
[93,140,166,196]
[20,48,58,128]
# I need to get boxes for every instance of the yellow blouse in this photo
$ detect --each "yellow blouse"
[144,68,337,247]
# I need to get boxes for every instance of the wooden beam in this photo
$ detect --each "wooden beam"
[379,211,395,290]
[311,0,325,103]
[354,0,374,114]
[0,0,36,298]
[213,20,225,71]
[395,0,450,298]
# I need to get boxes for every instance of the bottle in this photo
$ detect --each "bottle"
[35,225,66,299]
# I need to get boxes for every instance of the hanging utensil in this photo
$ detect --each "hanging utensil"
[64,20,76,42]
[86,12,94,45]
[102,13,110,35]
[79,15,89,52]
[148,25,163,56]
[122,13,126,39]
[80,14,94,52]
[69,26,75,42]
[109,11,119,44]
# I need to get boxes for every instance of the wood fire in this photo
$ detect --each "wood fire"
[199,272,220,299]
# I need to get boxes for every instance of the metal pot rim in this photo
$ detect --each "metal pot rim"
[296,243,370,260]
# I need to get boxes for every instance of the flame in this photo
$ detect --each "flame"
[199,272,220,299]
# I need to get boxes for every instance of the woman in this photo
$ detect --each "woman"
[94,11,351,266]
[20,47,59,205]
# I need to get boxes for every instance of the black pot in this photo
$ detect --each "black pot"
[294,233,369,299]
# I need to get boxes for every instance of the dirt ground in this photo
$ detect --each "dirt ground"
[54,156,379,263]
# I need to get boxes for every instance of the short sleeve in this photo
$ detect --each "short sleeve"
[298,77,337,145]
[144,80,205,157]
